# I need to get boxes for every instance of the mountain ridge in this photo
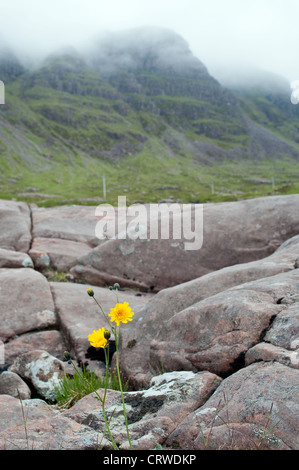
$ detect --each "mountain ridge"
[0,27,299,206]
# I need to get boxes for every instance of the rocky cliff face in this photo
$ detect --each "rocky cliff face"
[0,45,25,81]
[1,27,299,168]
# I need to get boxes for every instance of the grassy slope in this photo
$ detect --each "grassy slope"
[1,64,299,207]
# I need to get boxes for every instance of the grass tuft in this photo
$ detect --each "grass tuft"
[52,364,128,409]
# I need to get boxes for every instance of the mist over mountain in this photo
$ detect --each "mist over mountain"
[212,65,291,94]
[0,26,299,205]
[88,27,208,75]
[0,44,25,81]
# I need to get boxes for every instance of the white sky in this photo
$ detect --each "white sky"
[0,0,298,82]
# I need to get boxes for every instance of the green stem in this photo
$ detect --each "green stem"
[90,293,131,449]
[94,346,119,450]
[115,327,133,450]
[92,297,113,330]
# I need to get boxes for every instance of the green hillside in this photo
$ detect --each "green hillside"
[0,28,299,207]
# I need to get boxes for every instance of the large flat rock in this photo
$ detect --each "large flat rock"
[166,362,299,450]
[115,236,299,388]
[4,330,67,366]
[132,235,299,328]
[117,267,299,388]
[0,268,56,342]
[31,204,102,246]
[0,395,56,432]
[149,288,283,377]
[29,237,92,271]
[0,199,31,252]
[0,248,34,268]
[70,194,299,291]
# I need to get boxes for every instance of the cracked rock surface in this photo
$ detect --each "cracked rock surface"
[0,197,298,450]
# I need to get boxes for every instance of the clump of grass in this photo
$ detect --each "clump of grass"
[44,268,70,282]
[52,363,128,409]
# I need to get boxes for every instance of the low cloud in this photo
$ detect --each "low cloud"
[0,0,298,83]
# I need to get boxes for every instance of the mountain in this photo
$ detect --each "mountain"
[0,27,299,206]
[215,65,299,143]
[0,44,25,81]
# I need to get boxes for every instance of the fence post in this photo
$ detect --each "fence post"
[103,175,106,200]
[0,81,5,104]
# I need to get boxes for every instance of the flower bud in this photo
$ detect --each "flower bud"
[104,329,111,340]
[113,283,120,290]
[87,288,94,297]
[64,351,71,360]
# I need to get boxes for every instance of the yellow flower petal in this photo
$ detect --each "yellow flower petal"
[109,302,134,326]
[88,327,108,349]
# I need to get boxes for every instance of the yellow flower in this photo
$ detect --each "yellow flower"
[109,302,134,326]
[88,327,108,349]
